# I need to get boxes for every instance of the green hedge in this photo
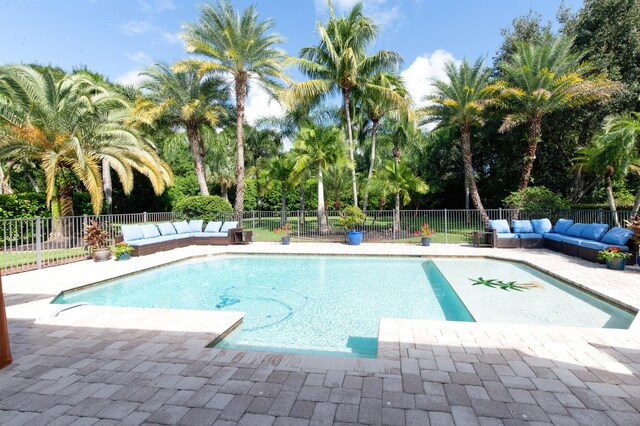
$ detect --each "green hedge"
[173,195,233,222]
[0,193,48,219]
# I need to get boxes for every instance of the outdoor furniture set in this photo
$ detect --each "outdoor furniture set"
[487,218,635,264]
[117,220,252,256]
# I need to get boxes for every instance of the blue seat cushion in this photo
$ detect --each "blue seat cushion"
[121,225,144,242]
[489,219,511,234]
[220,221,239,232]
[204,221,223,233]
[565,223,588,237]
[531,218,552,234]
[512,220,533,233]
[193,232,228,238]
[543,233,563,242]
[140,224,161,239]
[561,236,585,246]
[157,222,177,236]
[189,220,204,232]
[601,227,634,246]
[128,235,177,246]
[172,221,192,234]
[580,240,630,252]
[495,233,518,239]
[554,219,574,235]
[581,223,609,241]
[517,233,542,239]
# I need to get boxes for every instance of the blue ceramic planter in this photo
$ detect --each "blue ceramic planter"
[346,231,363,245]
[281,237,290,245]
[117,252,130,261]
[606,258,626,271]
[421,238,431,247]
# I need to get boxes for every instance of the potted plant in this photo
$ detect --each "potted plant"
[274,223,292,245]
[597,247,632,271]
[84,220,111,262]
[340,205,366,246]
[624,215,640,266]
[112,242,134,261]
[414,223,436,246]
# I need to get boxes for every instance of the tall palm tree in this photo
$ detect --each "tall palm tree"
[380,160,428,235]
[288,1,403,206]
[293,124,348,232]
[0,66,172,219]
[358,72,411,211]
[176,0,290,218]
[488,36,618,191]
[134,63,227,196]
[423,58,492,225]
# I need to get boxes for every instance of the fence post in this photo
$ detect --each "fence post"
[444,209,448,243]
[143,212,148,223]
[499,208,502,220]
[393,209,398,240]
[251,211,256,233]
[598,209,603,224]
[35,217,42,270]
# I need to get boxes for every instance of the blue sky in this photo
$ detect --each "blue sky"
[0,0,582,122]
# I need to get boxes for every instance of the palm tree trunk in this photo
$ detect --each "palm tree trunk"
[317,168,328,233]
[343,90,358,206]
[102,159,112,215]
[461,126,489,226]
[394,191,400,237]
[221,184,229,202]
[632,188,640,216]
[605,170,620,227]
[256,178,262,211]
[519,116,542,192]
[299,182,305,225]
[362,119,378,211]
[27,174,39,192]
[0,162,13,194]
[234,77,247,220]
[280,187,287,226]
[186,124,209,196]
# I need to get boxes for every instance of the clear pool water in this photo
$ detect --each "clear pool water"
[52,255,635,357]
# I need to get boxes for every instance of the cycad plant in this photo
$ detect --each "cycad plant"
[177,0,290,218]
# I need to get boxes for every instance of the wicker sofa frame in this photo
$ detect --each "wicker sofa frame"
[487,228,544,249]
[117,227,242,257]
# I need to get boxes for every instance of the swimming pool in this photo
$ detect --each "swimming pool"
[52,255,634,357]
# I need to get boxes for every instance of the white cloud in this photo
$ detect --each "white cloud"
[126,51,152,64]
[118,20,153,36]
[139,0,175,14]
[116,69,145,87]
[313,0,403,31]
[244,83,283,125]
[161,31,182,45]
[400,49,459,108]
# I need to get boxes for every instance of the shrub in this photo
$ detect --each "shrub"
[0,193,48,219]
[503,186,569,210]
[173,195,233,222]
[340,205,366,230]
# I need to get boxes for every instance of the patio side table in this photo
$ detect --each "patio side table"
[471,230,493,247]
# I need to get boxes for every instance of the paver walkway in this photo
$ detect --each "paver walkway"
[1,243,640,425]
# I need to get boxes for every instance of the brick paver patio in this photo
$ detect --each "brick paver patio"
[1,243,640,425]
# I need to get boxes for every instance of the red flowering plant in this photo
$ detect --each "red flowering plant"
[274,223,292,238]
[414,223,435,239]
[597,247,632,262]
[624,215,640,244]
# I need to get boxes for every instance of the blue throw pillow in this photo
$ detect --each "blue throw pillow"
[580,223,609,241]
[601,227,634,246]
[531,218,552,234]
[488,219,511,234]
[157,222,177,236]
[220,221,239,232]
[140,224,160,239]
[189,220,203,232]
[512,220,533,233]
[204,221,223,233]
[565,223,588,237]
[121,225,144,242]
[554,219,574,234]
[172,221,192,234]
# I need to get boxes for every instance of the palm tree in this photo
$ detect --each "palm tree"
[263,153,297,225]
[203,128,236,202]
[288,1,403,206]
[488,36,618,191]
[423,58,492,225]
[134,63,227,196]
[359,72,411,211]
[381,160,428,235]
[293,124,348,232]
[324,164,351,210]
[245,127,282,211]
[177,0,290,218]
[0,66,172,220]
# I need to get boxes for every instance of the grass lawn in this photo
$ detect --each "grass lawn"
[1,247,85,270]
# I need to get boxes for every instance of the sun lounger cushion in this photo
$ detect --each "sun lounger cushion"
[128,235,177,246]
[140,224,161,239]
[204,221,223,233]
[121,225,144,242]
[495,233,518,239]
[172,221,192,234]
[561,236,584,246]
[554,219,574,234]
[581,223,609,241]
[512,220,533,233]
[189,220,203,232]
[517,233,542,239]
[543,233,563,241]
[489,219,510,233]
[220,221,239,232]
[193,232,228,238]
[531,219,552,234]
[157,222,177,236]
[580,239,630,252]
[600,227,634,246]
[565,223,588,238]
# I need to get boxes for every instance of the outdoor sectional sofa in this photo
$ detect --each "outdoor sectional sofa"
[118,220,243,256]
[488,218,635,264]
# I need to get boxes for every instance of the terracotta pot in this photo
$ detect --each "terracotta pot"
[92,248,112,262]
[0,271,12,369]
